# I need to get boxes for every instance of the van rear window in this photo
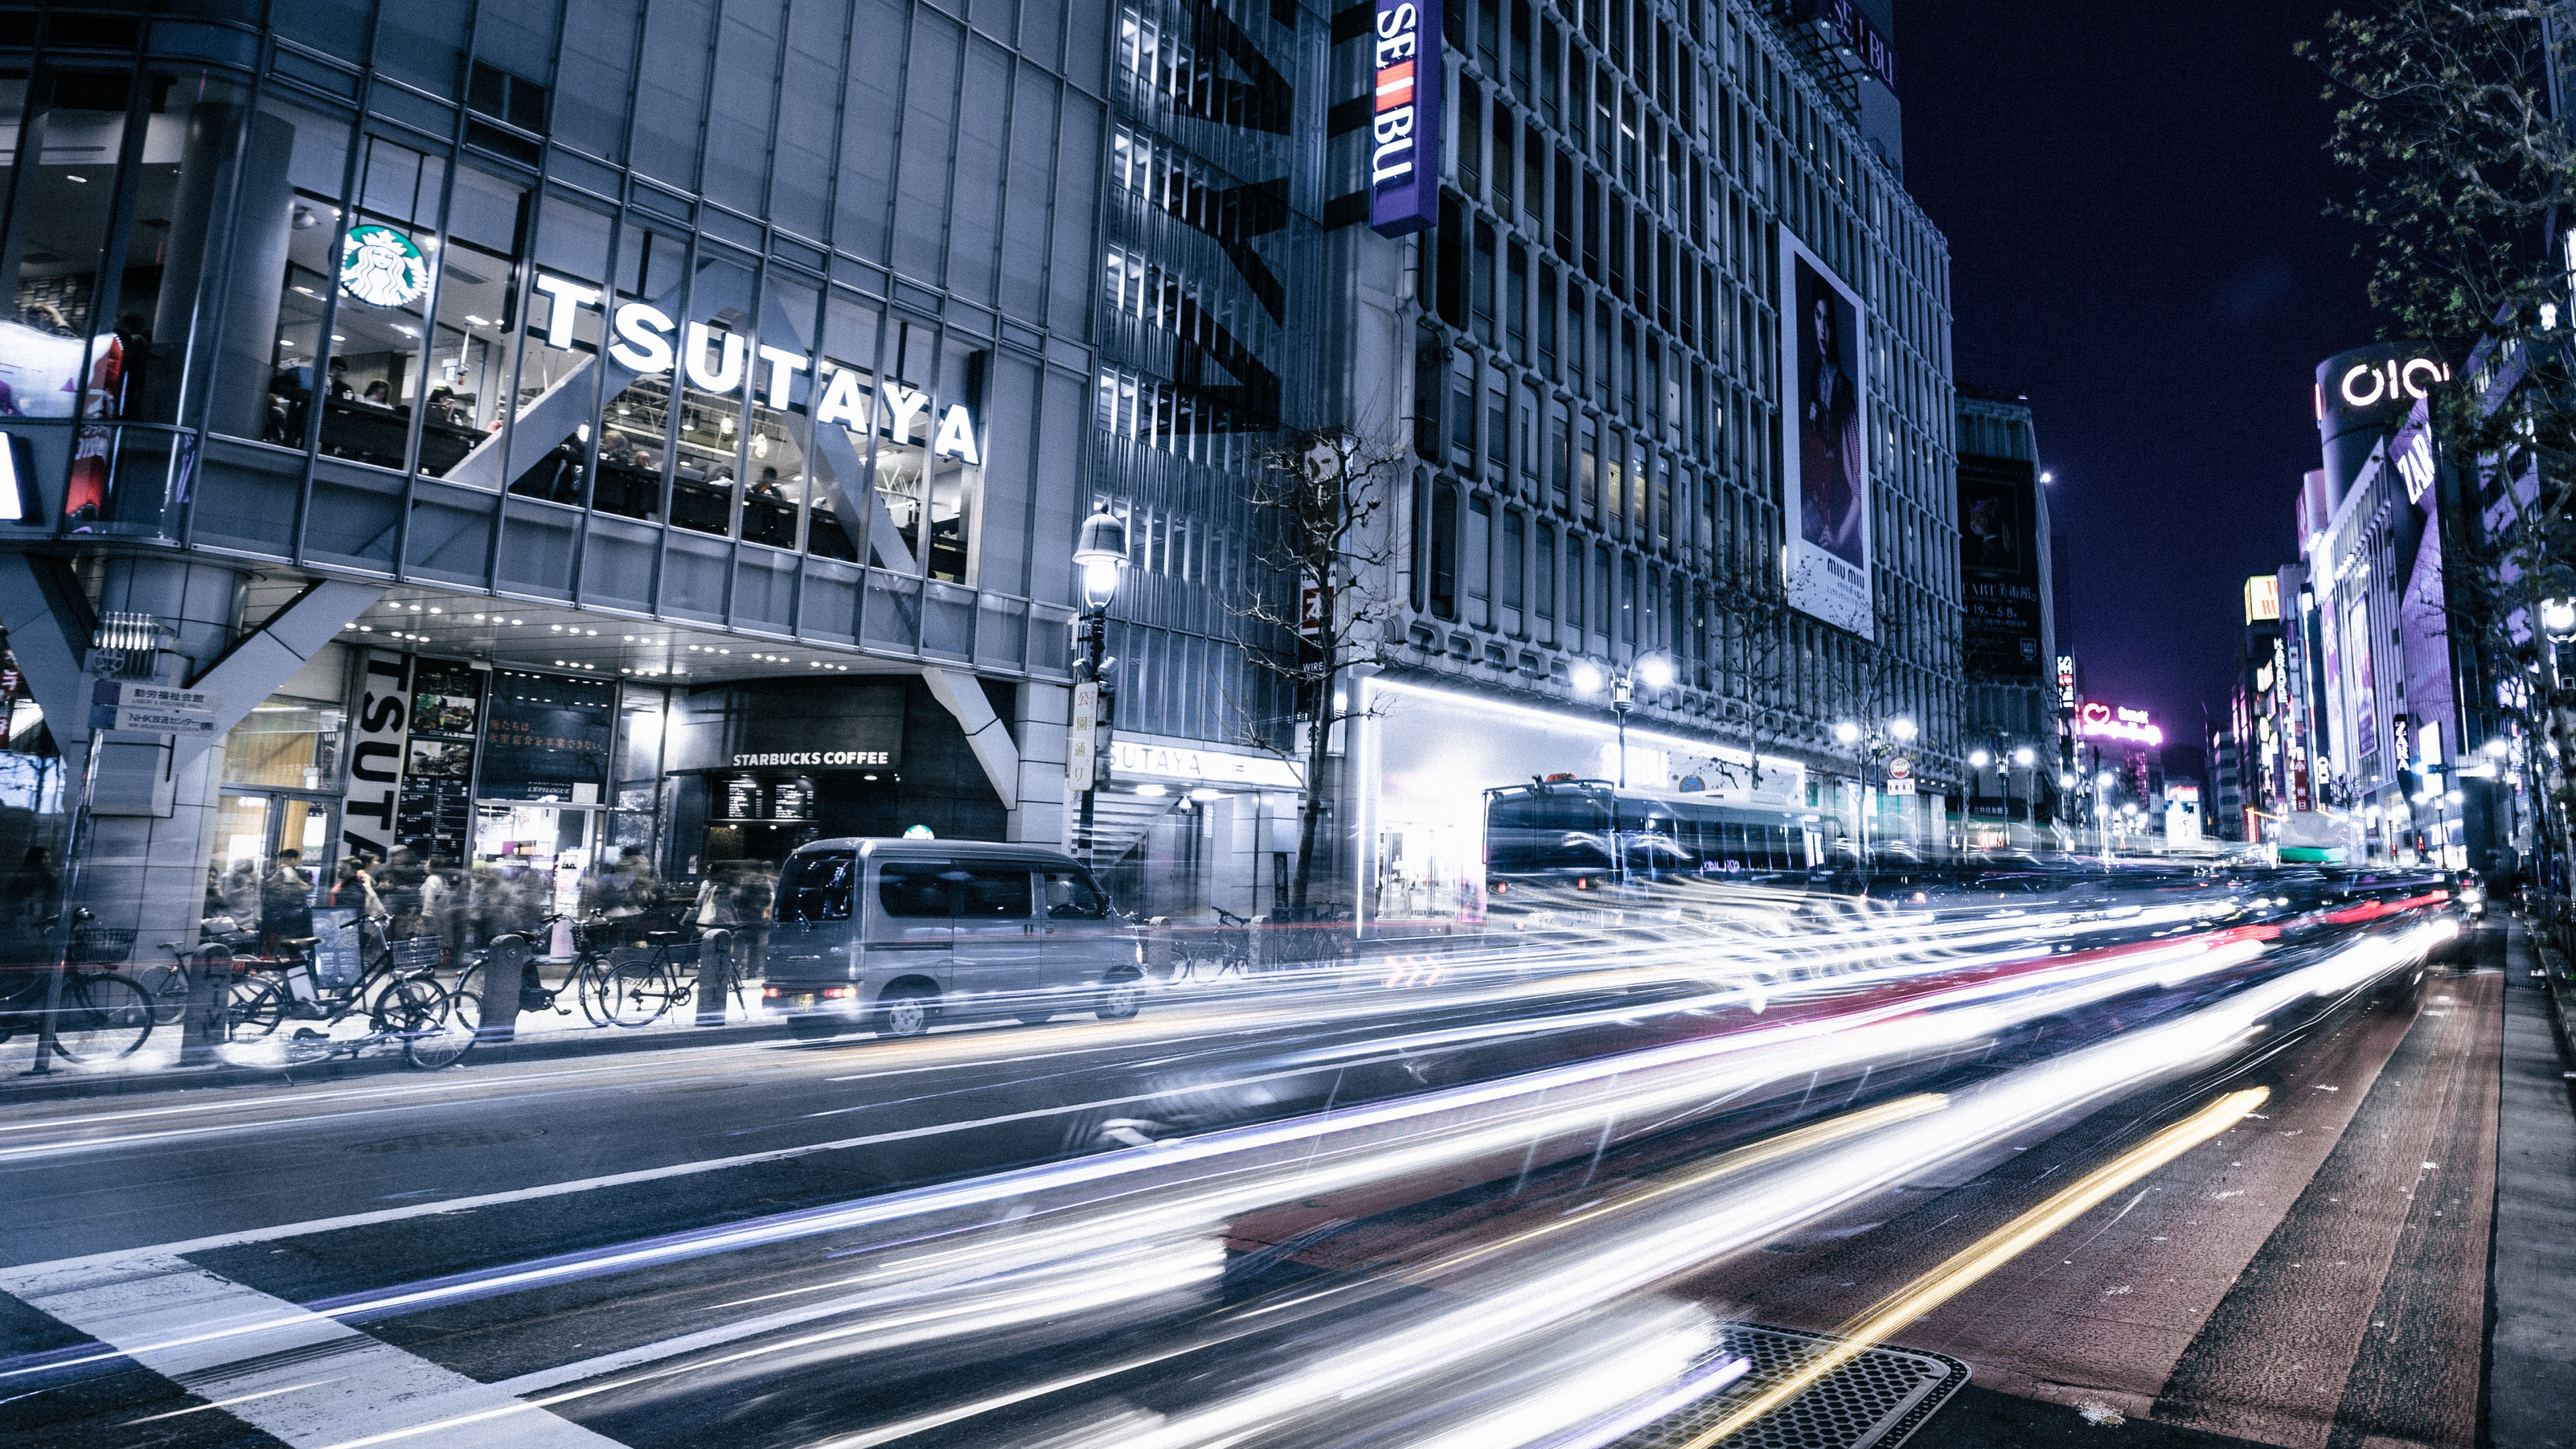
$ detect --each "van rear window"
[779,851,855,922]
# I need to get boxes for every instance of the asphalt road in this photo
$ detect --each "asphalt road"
[0,898,2522,1449]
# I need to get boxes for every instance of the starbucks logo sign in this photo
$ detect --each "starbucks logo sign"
[339,224,428,308]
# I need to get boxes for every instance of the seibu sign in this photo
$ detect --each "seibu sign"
[531,274,982,465]
[1366,1,1442,238]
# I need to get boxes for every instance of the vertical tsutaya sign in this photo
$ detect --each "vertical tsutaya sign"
[1779,229,1873,638]
[342,651,410,865]
[1367,1,1442,237]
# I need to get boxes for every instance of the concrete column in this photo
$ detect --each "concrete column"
[74,558,252,967]
[1011,681,1070,849]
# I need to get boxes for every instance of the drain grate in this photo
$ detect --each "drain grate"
[1619,1323,1968,1449]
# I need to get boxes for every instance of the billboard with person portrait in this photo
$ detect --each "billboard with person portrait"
[1779,232,1872,637]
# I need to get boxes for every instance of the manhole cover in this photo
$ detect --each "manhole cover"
[1619,1323,1967,1449]
[351,1128,548,1153]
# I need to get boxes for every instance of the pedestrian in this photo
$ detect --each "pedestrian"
[260,848,313,953]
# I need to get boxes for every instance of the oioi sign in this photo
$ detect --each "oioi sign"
[529,274,983,464]
[1367,1,1442,238]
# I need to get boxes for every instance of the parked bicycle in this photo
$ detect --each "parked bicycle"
[1164,907,1252,984]
[0,911,155,1065]
[227,915,472,1070]
[138,918,259,1028]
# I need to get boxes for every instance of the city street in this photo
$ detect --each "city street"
[5,881,2566,1448]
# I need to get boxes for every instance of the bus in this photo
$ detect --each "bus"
[1482,777,1821,893]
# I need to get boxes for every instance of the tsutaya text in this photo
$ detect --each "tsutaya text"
[531,274,983,466]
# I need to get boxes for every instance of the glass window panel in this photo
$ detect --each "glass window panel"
[669,256,755,537]
[743,274,818,551]
[420,166,527,475]
[3,69,131,439]
[221,698,346,789]
[892,14,963,285]
[835,0,906,263]
[631,0,716,189]
[773,0,841,241]
[504,193,612,503]
[804,290,881,560]
[201,97,351,445]
[704,0,782,216]
[872,318,937,572]
[297,131,443,471]
[555,0,639,162]
[595,219,688,521]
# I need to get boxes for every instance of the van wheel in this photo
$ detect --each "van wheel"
[788,1014,840,1040]
[1016,1011,1056,1026]
[1095,971,1143,1022]
[876,986,936,1039]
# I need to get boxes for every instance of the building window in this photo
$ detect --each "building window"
[1430,481,1460,620]
[1467,494,1493,629]
[1501,507,1526,633]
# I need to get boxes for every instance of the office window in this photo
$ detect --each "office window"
[1467,495,1493,627]
[1502,508,1525,625]
[1430,481,1460,619]
[1621,552,1639,645]
[1549,400,1571,511]
[1536,521,1557,641]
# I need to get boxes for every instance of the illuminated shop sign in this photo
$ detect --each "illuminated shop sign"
[2056,655,2077,712]
[1799,0,1899,95]
[2334,355,2449,410]
[2244,575,2280,624]
[529,274,982,464]
[729,750,892,768]
[2077,702,2163,747]
[1366,1,1442,238]
[341,225,429,308]
[2392,422,2436,504]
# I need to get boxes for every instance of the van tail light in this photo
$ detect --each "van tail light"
[761,986,784,1000]
[822,986,857,1000]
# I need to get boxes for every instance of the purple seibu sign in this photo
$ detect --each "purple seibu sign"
[1367,0,1442,237]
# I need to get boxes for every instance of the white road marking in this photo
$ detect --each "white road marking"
[3,1253,616,1448]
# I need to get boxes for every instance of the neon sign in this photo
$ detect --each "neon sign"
[2337,356,2449,410]
[529,274,982,464]
[2055,655,2076,712]
[2078,702,2164,747]
[1367,1,1442,237]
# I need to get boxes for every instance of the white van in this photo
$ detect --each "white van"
[761,839,1143,1039]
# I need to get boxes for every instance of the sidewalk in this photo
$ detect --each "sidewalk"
[2492,918,2576,1448]
[0,958,800,1105]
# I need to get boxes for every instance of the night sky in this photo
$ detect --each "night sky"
[1898,1,2377,749]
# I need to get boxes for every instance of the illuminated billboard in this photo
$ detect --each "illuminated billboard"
[2244,575,2280,624]
[2077,702,2163,747]
[1780,231,1872,637]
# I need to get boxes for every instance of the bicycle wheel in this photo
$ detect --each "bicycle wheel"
[390,977,474,1070]
[599,952,678,1028]
[134,963,190,1026]
[227,975,286,1040]
[446,965,485,1039]
[52,972,154,1063]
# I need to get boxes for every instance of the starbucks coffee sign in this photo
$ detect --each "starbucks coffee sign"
[341,225,429,308]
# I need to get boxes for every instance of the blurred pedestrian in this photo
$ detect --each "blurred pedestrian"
[260,848,313,952]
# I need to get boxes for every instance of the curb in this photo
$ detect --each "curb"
[2518,914,2576,1073]
[0,1014,804,1107]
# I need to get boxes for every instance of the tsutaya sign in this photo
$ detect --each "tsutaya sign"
[1366,1,1442,238]
[2077,701,2164,747]
[529,274,981,464]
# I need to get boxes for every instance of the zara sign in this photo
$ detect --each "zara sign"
[530,274,982,464]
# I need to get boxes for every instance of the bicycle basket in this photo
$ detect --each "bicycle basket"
[71,928,139,965]
[387,935,444,976]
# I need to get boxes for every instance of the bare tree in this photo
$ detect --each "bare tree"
[1227,427,1405,912]
[1683,557,1919,800]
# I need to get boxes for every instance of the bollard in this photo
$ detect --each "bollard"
[476,932,529,1044]
[178,947,230,1067]
[696,928,731,1026]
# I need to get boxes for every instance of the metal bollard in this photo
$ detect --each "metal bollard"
[178,947,231,1067]
[476,933,528,1044]
[696,928,731,1026]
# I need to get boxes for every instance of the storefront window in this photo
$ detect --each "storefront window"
[804,290,881,562]
[927,336,985,584]
[286,132,445,470]
[594,218,687,521]
[741,274,816,551]
[417,166,528,476]
[221,699,347,790]
[669,254,752,537]
[503,193,611,504]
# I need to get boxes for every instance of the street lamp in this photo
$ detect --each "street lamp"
[1069,509,1128,864]
[1572,652,1676,789]
[1830,715,1919,874]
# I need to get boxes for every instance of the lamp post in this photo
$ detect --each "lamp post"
[1069,509,1128,866]
[1570,653,1676,789]
[1831,714,1917,877]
